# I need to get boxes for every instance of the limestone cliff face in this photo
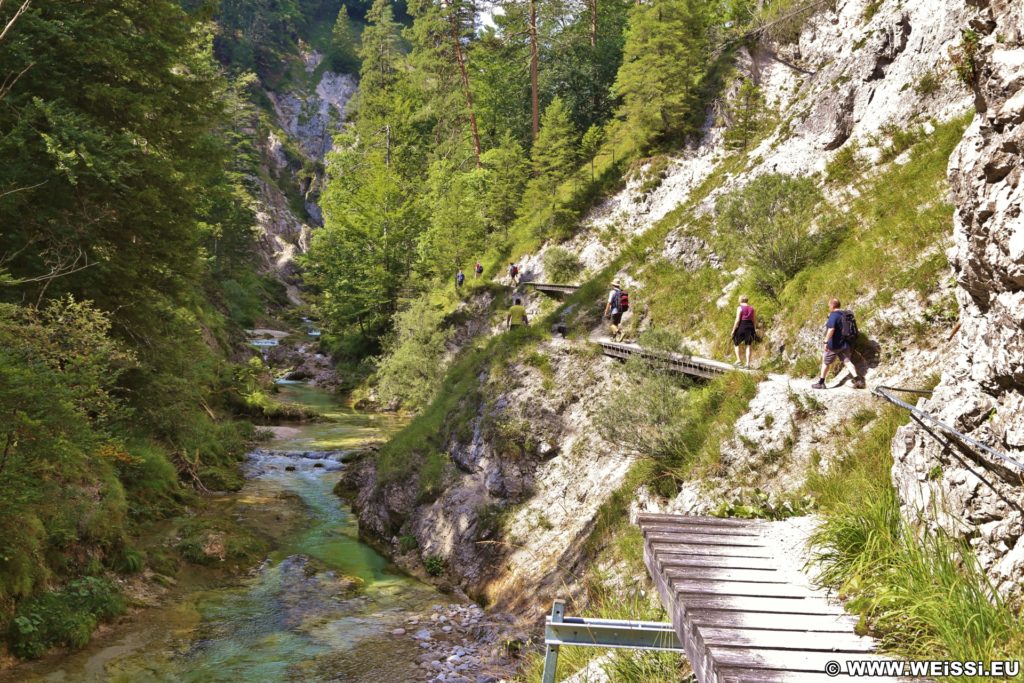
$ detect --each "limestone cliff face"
[343,338,635,617]
[253,51,356,289]
[892,0,1024,598]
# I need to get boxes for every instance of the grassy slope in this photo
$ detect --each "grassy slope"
[633,115,970,366]
[806,398,1024,674]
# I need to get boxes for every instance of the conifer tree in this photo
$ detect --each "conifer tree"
[329,5,360,72]
[530,97,578,183]
[613,0,710,148]
[481,135,529,234]
[724,78,767,151]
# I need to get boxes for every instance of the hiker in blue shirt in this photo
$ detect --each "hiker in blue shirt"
[456,269,465,289]
[812,298,865,389]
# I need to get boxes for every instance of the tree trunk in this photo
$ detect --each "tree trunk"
[448,1,482,166]
[529,0,540,140]
[589,0,597,49]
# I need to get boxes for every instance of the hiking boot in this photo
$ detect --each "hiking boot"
[853,377,866,389]
[811,379,827,390]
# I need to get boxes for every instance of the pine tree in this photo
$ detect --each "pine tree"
[613,0,710,148]
[519,96,579,236]
[530,97,578,183]
[417,158,488,278]
[329,5,360,72]
[481,135,529,235]
[580,124,606,180]
[724,78,767,151]
[406,0,481,164]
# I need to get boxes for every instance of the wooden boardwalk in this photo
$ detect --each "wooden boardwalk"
[639,513,911,682]
[525,282,580,296]
[597,339,741,380]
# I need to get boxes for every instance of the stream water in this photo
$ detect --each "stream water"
[5,382,437,683]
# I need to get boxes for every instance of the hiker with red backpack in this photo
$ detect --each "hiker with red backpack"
[812,298,865,389]
[603,279,629,342]
[508,262,520,286]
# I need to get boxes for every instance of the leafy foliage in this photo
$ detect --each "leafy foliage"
[724,78,768,151]
[613,0,712,148]
[716,173,831,298]
[542,247,583,283]
[375,298,453,410]
[6,577,125,659]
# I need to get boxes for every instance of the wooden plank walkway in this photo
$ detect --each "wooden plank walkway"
[525,282,580,295]
[597,339,741,380]
[639,513,913,682]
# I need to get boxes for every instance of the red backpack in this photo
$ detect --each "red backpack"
[617,290,630,312]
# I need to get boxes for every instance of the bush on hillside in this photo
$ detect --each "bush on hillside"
[542,247,583,284]
[716,173,833,298]
[374,297,452,410]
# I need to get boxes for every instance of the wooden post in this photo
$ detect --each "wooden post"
[540,599,565,683]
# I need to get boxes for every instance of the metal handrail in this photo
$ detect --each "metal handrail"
[873,385,1024,475]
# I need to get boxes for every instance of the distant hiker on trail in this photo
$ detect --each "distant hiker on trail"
[603,280,629,342]
[508,263,520,286]
[731,295,757,368]
[812,298,865,390]
[456,269,465,288]
[475,262,483,279]
[506,298,529,330]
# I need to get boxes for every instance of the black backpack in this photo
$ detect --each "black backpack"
[839,309,858,344]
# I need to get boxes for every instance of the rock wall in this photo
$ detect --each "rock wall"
[343,338,635,618]
[891,0,1024,598]
[253,51,356,285]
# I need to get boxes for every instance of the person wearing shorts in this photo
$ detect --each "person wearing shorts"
[731,295,757,368]
[812,298,865,389]
[604,280,625,341]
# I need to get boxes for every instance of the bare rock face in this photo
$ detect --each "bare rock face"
[891,0,1024,598]
[662,232,723,271]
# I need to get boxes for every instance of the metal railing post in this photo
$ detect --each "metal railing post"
[541,599,565,683]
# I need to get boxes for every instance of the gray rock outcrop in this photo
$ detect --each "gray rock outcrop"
[891,0,1024,598]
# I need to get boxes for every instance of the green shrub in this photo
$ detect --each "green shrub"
[109,547,145,574]
[375,296,453,410]
[878,123,925,162]
[398,535,419,553]
[118,441,186,521]
[914,70,941,96]
[716,174,832,298]
[542,247,583,283]
[5,577,125,659]
[598,367,759,493]
[862,0,882,22]
[423,554,446,577]
[950,29,981,87]
[418,452,451,502]
[826,142,867,185]
[637,156,671,194]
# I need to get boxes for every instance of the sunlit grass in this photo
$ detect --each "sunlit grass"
[806,399,1024,680]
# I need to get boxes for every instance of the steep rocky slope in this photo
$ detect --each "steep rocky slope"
[252,51,356,296]
[347,0,987,629]
[893,0,1024,599]
[517,0,973,285]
